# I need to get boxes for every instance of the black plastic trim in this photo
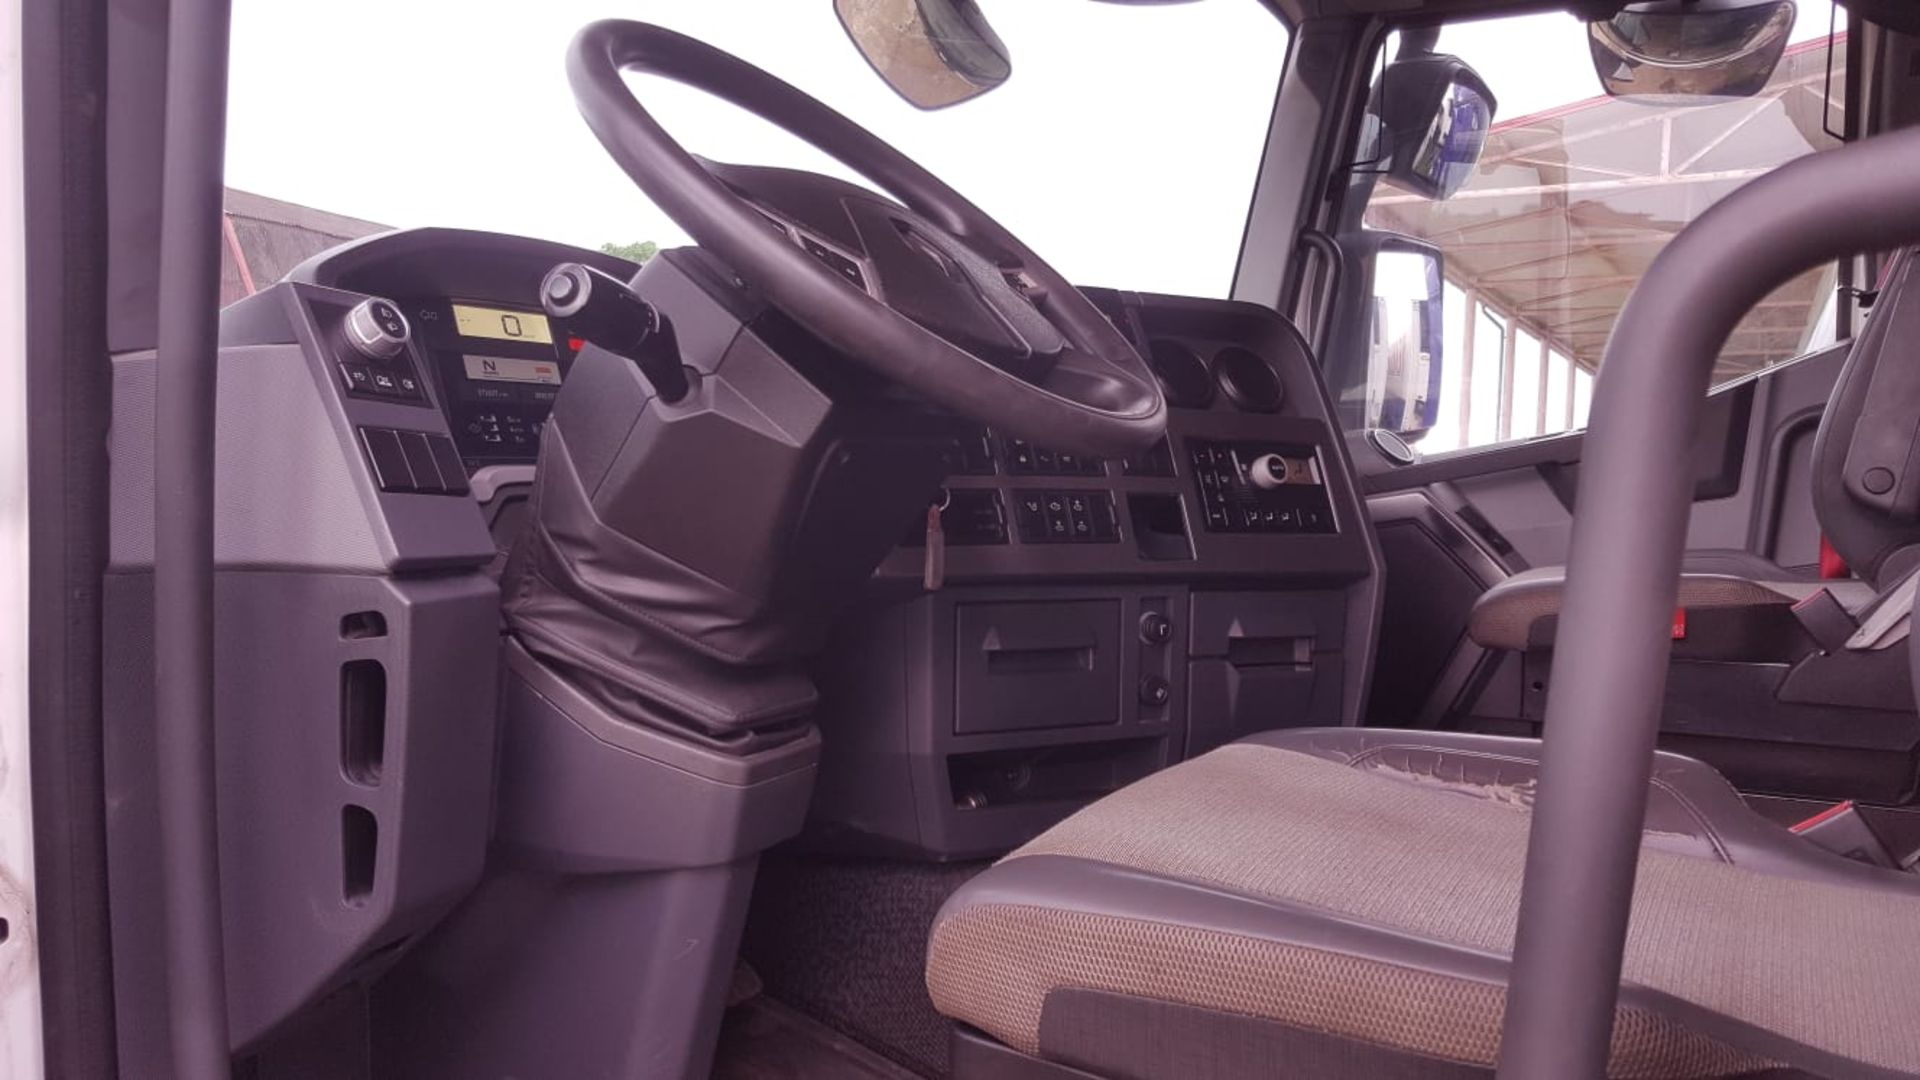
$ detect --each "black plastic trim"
[23,0,119,1072]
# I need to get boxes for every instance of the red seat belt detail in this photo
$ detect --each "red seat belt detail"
[1819,535,1849,579]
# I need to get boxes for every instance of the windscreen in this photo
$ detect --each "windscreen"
[224,2,1291,299]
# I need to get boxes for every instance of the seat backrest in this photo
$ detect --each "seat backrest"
[1811,248,1920,588]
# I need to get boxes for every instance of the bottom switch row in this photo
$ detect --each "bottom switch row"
[358,426,472,496]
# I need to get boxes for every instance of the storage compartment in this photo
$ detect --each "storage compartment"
[954,600,1123,735]
[339,659,386,786]
[946,738,1165,811]
[340,805,377,905]
[1128,493,1196,561]
[1186,590,1346,754]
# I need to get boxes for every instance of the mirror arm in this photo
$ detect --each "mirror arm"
[1397,27,1441,59]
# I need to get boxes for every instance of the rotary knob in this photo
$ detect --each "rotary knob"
[1249,453,1293,491]
[343,297,410,361]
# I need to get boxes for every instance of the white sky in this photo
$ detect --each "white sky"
[225,1,1843,300]
[226,0,1290,298]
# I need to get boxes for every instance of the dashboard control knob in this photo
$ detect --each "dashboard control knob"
[1137,674,1172,708]
[1249,454,1292,491]
[1138,612,1175,645]
[343,297,410,361]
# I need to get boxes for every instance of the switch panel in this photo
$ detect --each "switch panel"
[358,427,471,496]
[1003,436,1108,477]
[1188,438,1336,535]
[1013,490,1120,544]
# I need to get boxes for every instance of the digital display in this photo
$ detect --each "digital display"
[451,303,553,345]
[463,355,563,386]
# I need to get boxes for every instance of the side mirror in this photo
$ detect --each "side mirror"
[1377,54,1497,202]
[1323,231,1448,438]
[1587,0,1796,101]
[835,0,1010,110]
[1363,240,1447,438]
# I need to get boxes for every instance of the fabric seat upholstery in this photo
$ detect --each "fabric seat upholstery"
[927,729,1920,1080]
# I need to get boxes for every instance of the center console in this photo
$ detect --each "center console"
[807,290,1382,859]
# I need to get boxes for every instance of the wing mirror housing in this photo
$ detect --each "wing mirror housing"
[1362,239,1448,438]
[1323,232,1448,439]
[835,0,1010,110]
[1377,53,1497,202]
[1586,0,1797,101]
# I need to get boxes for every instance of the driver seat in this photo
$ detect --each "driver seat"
[926,727,1920,1079]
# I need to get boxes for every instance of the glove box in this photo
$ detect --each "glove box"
[953,599,1123,735]
[1186,590,1345,754]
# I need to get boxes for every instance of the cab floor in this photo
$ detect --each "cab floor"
[713,996,925,1080]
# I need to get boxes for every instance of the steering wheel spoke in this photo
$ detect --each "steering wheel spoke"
[567,19,1166,456]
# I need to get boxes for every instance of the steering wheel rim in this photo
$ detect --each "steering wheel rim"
[566,19,1167,456]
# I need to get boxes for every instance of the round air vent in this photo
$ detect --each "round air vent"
[1147,338,1215,409]
[1213,346,1284,413]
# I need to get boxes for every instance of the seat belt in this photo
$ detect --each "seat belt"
[1790,800,1900,869]
[1843,563,1920,651]
[1784,563,1920,652]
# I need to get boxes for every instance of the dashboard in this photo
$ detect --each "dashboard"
[211,224,1382,858]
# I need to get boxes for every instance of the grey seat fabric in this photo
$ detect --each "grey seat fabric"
[928,728,1920,1080]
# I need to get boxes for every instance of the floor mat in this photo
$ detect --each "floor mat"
[741,855,988,1077]
[712,996,926,1080]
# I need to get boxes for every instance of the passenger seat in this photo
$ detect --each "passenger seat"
[1469,248,1920,655]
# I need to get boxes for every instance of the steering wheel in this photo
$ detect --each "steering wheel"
[566,20,1167,457]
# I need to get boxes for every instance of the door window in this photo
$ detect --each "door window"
[1342,6,1849,454]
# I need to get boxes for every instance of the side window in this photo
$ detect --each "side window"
[1343,6,1848,456]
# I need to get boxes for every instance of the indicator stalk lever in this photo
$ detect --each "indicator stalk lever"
[540,262,690,403]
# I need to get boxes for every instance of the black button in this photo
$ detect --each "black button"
[396,374,422,399]
[371,372,399,394]
[398,431,446,494]
[1138,675,1172,708]
[1014,492,1048,542]
[339,363,373,392]
[1139,612,1174,645]
[1043,493,1072,540]
[358,427,415,492]
[426,434,471,496]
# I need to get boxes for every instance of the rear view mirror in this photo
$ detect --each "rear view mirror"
[835,0,1010,110]
[1588,0,1796,101]
[1363,239,1447,437]
[1377,54,1497,202]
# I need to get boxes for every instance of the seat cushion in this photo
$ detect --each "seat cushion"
[926,730,1920,1079]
